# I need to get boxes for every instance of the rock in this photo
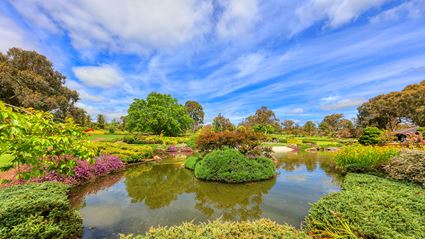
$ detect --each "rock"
[305,147,319,152]
[153,155,161,161]
[325,147,340,152]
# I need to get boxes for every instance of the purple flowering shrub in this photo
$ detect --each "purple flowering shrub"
[167,145,178,152]
[37,154,124,184]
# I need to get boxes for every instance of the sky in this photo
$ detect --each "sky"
[1,0,425,125]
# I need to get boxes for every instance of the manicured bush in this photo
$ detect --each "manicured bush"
[335,145,400,172]
[196,127,268,157]
[0,182,82,239]
[95,142,154,163]
[194,149,275,183]
[184,156,201,170]
[383,150,425,186]
[358,127,384,145]
[120,218,309,239]
[123,135,190,145]
[305,173,425,239]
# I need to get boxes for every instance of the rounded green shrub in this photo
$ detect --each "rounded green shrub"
[0,182,82,239]
[194,149,275,183]
[184,156,201,170]
[358,127,384,145]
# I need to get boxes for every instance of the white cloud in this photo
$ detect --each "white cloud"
[0,13,34,52]
[292,0,389,35]
[73,65,124,88]
[11,0,213,54]
[320,98,366,110]
[284,108,305,115]
[216,0,260,39]
[370,0,425,23]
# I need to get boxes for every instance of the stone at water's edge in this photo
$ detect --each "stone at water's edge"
[272,146,295,153]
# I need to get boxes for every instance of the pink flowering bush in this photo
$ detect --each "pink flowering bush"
[37,154,124,184]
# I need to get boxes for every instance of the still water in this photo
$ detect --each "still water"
[70,152,343,238]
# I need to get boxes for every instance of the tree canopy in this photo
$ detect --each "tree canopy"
[357,80,425,129]
[184,100,204,131]
[126,92,192,136]
[212,113,235,132]
[240,106,282,132]
[0,48,85,121]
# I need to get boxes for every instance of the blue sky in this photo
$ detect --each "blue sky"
[1,0,424,124]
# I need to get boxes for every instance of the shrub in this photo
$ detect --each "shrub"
[123,135,190,145]
[194,149,275,183]
[95,142,154,163]
[335,145,400,172]
[358,127,384,145]
[0,182,82,239]
[120,218,309,239]
[287,138,303,145]
[184,156,201,170]
[196,128,267,157]
[383,150,425,186]
[305,173,425,239]
[38,155,125,184]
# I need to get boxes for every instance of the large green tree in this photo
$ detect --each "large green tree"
[126,92,192,136]
[0,48,84,121]
[357,80,425,129]
[240,106,282,132]
[303,121,318,136]
[212,113,235,132]
[184,100,204,132]
[97,114,106,129]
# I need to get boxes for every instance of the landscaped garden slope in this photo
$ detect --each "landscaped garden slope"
[305,173,425,239]
[0,182,82,239]
[120,218,309,239]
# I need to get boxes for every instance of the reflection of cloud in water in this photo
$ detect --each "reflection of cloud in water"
[81,205,123,227]
[282,174,309,183]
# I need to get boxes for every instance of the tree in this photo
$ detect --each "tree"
[319,114,344,136]
[240,106,282,132]
[184,100,204,132]
[97,114,106,129]
[303,121,318,136]
[126,92,192,136]
[282,120,296,134]
[212,113,235,132]
[0,48,83,120]
[357,80,425,129]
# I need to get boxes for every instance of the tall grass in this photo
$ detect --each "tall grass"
[335,145,400,171]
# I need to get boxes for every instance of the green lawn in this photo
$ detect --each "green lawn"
[87,134,126,141]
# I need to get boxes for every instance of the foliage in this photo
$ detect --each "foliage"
[303,121,318,136]
[358,126,384,145]
[96,114,106,129]
[0,101,96,179]
[123,134,190,145]
[0,47,87,122]
[240,106,282,132]
[184,100,204,131]
[357,80,425,129]
[212,113,235,132]
[194,149,275,183]
[319,114,358,138]
[94,142,154,163]
[126,92,192,136]
[184,156,201,170]
[120,218,308,239]
[72,155,124,182]
[0,182,82,239]
[196,127,268,157]
[383,150,425,186]
[335,145,400,172]
[305,173,425,239]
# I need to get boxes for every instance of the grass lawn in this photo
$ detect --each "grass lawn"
[87,134,126,141]
[0,154,13,168]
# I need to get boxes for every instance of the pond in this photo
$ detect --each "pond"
[70,152,343,239]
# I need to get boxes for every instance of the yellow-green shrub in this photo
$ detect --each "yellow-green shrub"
[335,145,400,171]
[94,142,153,163]
[120,218,309,239]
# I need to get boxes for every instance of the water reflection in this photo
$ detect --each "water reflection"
[71,152,342,239]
